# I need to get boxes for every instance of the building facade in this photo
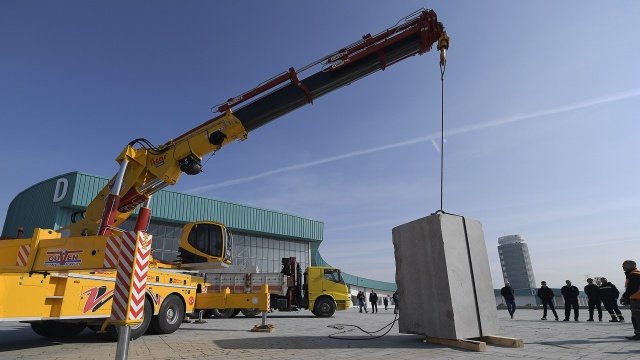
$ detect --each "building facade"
[498,234,536,290]
[2,172,396,304]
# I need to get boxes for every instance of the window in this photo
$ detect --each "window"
[187,223,223,257]
[324,269,344,283]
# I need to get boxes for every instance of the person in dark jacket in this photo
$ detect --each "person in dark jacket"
[392,291,399,315]
[537,281,559,320]
[369,291,378,313]
[561,280,580,321]
[500,282,516,319]
[584,278,602,321]
[383,297,389,311]
[600,277,624,322]
[357,291,368,313]
[621,260,640,339]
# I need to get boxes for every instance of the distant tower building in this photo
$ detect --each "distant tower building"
[498,235,536,289]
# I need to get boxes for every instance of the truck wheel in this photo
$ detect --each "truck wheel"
[150,295,184,334]
[31,321,86,339]
[240,308,261,317]
[210,309,240,318]
[313,297,336,317]
[95,298,153,341]
[129,298,153,339]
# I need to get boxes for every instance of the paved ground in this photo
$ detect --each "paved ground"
[0,308,637,359]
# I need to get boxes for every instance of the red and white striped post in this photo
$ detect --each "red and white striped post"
[109,231,153,360]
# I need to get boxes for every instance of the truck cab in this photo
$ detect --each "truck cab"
[305,266,351,317]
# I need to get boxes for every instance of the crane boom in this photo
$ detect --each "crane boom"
[67,8,448,237]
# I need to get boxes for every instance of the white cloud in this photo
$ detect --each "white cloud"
[185,88,640,193]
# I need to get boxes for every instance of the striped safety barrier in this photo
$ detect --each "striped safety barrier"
[109,231,153,325]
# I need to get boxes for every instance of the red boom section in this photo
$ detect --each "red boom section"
[169,8,446,144]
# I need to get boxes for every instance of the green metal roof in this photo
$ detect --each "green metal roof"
[1,173,71,238]
[2,172,398,293]
[2,172,323,241]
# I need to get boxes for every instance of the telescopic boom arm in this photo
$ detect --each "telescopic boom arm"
[67,8,448,237]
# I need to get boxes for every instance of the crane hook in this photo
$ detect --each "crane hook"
[437,32,450,68]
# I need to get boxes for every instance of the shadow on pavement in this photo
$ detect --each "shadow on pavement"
[214,335,441,350]
[178,327,251,332]
[532,337,628,346]
[604,349,640,355]
[203,315,317,319]
[0,326,102,352]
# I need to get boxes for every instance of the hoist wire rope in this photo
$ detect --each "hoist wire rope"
[439,59,446,212]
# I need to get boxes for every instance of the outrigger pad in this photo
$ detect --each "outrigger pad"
[250,324,274,333]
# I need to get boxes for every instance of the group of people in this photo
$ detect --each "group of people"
[500,259,640,340]
[356,290,399,315]
[535,279,625,323]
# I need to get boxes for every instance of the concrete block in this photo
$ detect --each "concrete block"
[393,213,498,339]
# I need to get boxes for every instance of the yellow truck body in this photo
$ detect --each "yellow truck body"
[203,264,350,317]
[0,227,269,339]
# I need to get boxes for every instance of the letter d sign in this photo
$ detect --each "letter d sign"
[53,178,68,203]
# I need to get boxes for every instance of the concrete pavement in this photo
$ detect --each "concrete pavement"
[0,308,637,359]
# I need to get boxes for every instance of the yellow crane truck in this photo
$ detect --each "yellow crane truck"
[0,8,447,340]
[0,221,270,340]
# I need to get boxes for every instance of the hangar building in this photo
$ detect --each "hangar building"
[2,172,396,305]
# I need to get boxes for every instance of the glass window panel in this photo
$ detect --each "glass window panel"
[251,237,257,247]
[250,246,256,258]
[153,238,165,251]
[165,226,178,238]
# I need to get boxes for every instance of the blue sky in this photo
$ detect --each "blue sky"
[1,1,639,289]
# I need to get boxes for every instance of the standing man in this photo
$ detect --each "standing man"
[584,278,603,321]
[369,290,378,313]
[501,282,516,319]
[561,280,580,321]
[537,281,559,321]
[383,297,389,311]
[621,260,640,340]
[393,290,399,315]
[357,291,368,313]
[600,277,624,322]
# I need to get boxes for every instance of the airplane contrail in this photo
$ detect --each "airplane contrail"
[186,88,640,194]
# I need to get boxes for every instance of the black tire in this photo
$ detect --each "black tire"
[240,308,261,317]
[210,309,240,318]
[130,297,154,339]
[94,297,153,341]
[149,295,184,334]
[30,320,86,339]
[313,297,336,317]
